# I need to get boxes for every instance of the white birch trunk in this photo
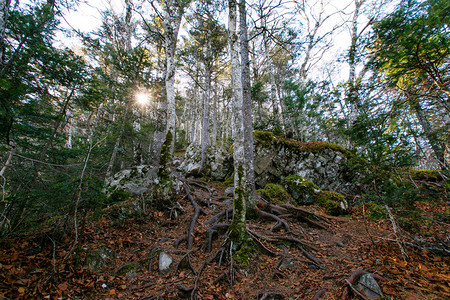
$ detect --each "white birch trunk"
[199,60,211,173]
[239,0,256,211]
[0,0,10,66]
[229,0,246,243]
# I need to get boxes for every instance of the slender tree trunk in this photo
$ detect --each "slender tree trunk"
[413,101,448,169]
[0,0,11,67]
[199,63,211,173]
[228,0,246,245]
[239,0,256,212]
[211,83,218,147]
[345,0,365,149]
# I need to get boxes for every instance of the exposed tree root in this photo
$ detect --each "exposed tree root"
[203,207,233,226]
[312,288,326,300]
[256,207,290,232]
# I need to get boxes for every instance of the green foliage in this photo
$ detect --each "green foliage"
[373,0,449,92]
[365,202,386,220]
[257,183,292,205]
[108,190,131,204]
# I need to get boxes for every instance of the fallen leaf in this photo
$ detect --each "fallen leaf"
[109,289,116,295]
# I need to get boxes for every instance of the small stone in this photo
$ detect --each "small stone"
[158,252,173,274]
[335,241,345,247]
[224,187,234,197]
[355,273,383,299]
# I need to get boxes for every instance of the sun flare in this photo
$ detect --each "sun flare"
[136,93,149,106]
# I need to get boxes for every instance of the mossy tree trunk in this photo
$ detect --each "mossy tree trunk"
[228,0,256,247]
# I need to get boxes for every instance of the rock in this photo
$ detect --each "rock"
[178,144,232,181]
[335,241,345,247]
[224,186,234,197]
[85,246,114,272]
[158,252,173,274]
[105,165,159,196]
[282,175,321,205]
[105,164,183,209]
[316,191,348,216]
[278,257,296,270]
[355,273,383,299]
[252,131,352,195]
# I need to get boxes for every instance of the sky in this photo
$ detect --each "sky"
[55,0,398,83]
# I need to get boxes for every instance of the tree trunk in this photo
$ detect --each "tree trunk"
[228,0,247,245]
[211,83,218,147]
[199,62,211,173]
[413,101,448,169]
[0,0,11,66]
[239,0,256,213]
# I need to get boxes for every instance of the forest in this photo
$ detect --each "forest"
[0,0,449,299]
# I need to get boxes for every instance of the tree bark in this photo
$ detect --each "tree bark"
[413,101,448,169]
[239,0,256,213]
[228,0,247,245]
[199,61,211,173]
[0,0,11,67]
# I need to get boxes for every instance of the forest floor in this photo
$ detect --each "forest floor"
[0,179,449,299]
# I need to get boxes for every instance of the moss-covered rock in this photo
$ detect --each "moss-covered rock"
[409,169,443,182]
[282,175,321,205]
[257,183,293,205]
[316,191,348,216]
[254,130,351,157]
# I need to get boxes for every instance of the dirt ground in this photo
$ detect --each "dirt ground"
[0,181,449,299]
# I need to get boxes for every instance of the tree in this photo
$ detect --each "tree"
[228,0,256,246]
[149,0,191,164]
[373,0,449,169]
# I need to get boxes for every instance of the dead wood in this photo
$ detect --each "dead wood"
[384,205,409,260]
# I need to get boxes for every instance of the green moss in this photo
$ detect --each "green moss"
[365,202,386,220]
[282,175,321,205]
[114,262,141,277]
[230,166,246,242]
[233,238,256,266]
[222,175,234,187]
[257,183,293,205]
[253,130,350,157]
[316,191,347,216]
[108,190,130,203]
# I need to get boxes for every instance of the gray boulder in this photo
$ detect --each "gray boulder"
[105,164,183,198]
[178,144,232,180]
[158,252,173,274]
[356,273,384,299]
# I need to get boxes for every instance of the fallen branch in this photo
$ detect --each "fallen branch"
[384,205,409,260]
[375,238,450,256]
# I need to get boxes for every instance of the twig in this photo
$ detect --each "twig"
[312,288,326,300]
[384,205,409,260]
